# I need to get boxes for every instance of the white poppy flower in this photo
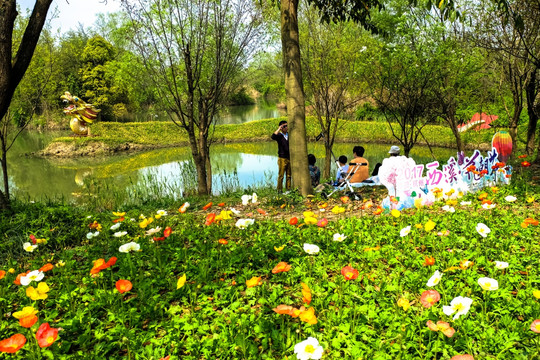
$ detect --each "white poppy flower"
[241,195,252,205]
[504,195,517,202]
[443,296,473,320]
[400,226,411,237]
[426,270,443,287]
[20,270,45,286]
[110,223,121,230]
[303,243,320,255]
[156,210,168,216]
[476,223,491,238]
[86,231,99,240]
[145,227,162,236]
[23,242,38,252]
[235,218,254,229]
[442,205,455,213]
[251,193,258,203]
[294,337,324,360]
[460,201,472,206]
[494,261,509,270]
[482,203,496,210]
[332,233,347,242]
[478,277,499,291]
[230,207,241,216]
[114,231,128,237]
[119,242,140,253]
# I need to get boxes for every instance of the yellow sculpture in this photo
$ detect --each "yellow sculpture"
[60,92,100,135]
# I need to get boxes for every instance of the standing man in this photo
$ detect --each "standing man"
[271,120,291,193]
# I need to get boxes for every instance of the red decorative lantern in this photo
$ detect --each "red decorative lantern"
[492,131,512,163]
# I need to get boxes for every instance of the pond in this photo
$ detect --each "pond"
[5,130,459,203]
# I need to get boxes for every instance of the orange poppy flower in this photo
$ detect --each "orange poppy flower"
[316,218,328,227]
[90,257,117,275]
[39,263,54,273]
[19,315,38,328]
[289,217,298,225]
[521,218,539,228]
[14,271,30,286]
[205,213,216,226]
[273,304,296,316]
[202,202,213,210]
[466,165,476,172]
[299,307,317,325]
[374,206,383,215]
[450,355,474,360]
[88,221,101,230]
[341,266,359,280]
[160,356,171,360]
[153,236,166,241]
[478,192,488,200]
[426,320,455,337]
[0,333,26,353]
[113,217,125,223]
[0,270,5,280]
[218,238,228,245]
[257,208,268,216]
[420,290,440,308]
[423,256,435,266]
[116,279,133,294]
[36,323,58,348]
[301,283,312,304]
[178,202,189,213]
[481,199,492,205]
[246,276,262,288]
[518,154,528,159]
[272,262,291,274]
[218,202,225,207]
[340,196,350,204]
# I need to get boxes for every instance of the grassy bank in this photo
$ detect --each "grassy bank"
[1,171,539,359]
[42,117,497,156]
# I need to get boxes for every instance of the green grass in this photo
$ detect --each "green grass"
[48,117,496,151]
[0,171,539,359]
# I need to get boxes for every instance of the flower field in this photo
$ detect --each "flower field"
[1,183,540,359]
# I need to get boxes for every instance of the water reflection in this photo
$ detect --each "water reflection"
[5,131,459,202]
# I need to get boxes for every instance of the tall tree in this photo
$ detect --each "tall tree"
[122,0,263,195]
[0,0,53,210]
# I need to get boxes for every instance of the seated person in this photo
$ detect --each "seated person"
[348,146,370,183]
[308,154,321,187]
[335,155,349,184]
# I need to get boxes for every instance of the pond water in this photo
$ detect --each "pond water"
[5,130,459,203]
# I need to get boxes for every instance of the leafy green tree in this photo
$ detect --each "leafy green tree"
[79,35,119,120]
[121,0,264,195]
[301,7,370,178]
[0,0,53,210]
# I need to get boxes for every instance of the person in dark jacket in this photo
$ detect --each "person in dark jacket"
[271,120,291,192]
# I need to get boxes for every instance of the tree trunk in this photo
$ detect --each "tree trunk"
[525,69,538,154]
[280,0,312,196]
[0,147,10,210]
[324,145,332,180]
[508,105,522,145]
[449,121,464,153]
[186,126,209,195]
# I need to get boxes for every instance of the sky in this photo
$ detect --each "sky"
[19,0,121,34]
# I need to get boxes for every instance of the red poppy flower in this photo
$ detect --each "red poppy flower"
[0,333,26,353]
[205,213,216,226]
[39,263,54,273]
[423,256,435,266]
[289,217,298,225]
[316,218,328,227]
[480,169,488,175]
[218,202,225,207]
[30,234,37,245]
[116,279,133,294]
[113,217,125,223]
[36,323,58,348]
[522,161,531,167]
[420,290,440,308]
[272,261,291,274]
[202,202,213,210]
[518,154,528,159]
[341,265,359,280]
[19,315,38,328]
[163,226,172,238]
[218,238,228,245]
[153,236,166,241]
